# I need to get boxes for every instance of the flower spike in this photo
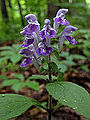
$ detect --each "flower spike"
[19,10,78,67]
[40,19,56,40]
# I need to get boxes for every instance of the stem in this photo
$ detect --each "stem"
[47,54,52,120]
[48,95,52,120]
[48,54,51,81]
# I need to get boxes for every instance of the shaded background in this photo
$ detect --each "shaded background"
[0,0,90,120]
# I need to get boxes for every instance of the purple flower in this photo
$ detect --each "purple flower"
[36,43,53,56]
[25,14,37,23]
[58,25,78,51]
[20,57,33,67]
[19,45,38,67]
[20,32,38,50]
[53,9,69,33]
[40,19,56,39]
[20,14,40,36]
[19,48,33,57]
[36,19,55,56]
[21,38,34,48]
[56,9,68,16]
[23,23,40,34]
[62,25,78,35]
[64,36,77,45]
[54,9,69,26]
[19,49,33,67]
[19,14,41,68]
[19,11,78,67]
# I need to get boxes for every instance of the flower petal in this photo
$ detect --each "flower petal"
[64,25,78,35]
[47,28,56,39]
[56,9,68,16]
[19,49,33,57]
[25,14,37,23]
[36,45,53,56]
[42,46,53,56]
[23,24,40,34]
[40,29,46,39]
[64,36,77,45]
[20,58,32,67]
[21,38,34,48]
[36,47,42,56]
[44,19,50,25]
[41,38,47,43]
[20,30,26,36]
[54,17,63,23]
[40,19,56,39]
[59,19,69,26]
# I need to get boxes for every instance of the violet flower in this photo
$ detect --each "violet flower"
[36,42,53,56]
[21,32,38,50]
[19,12,78,67]
[19,45,38,67]
[19,14,41,67]
[36,19,56,56]
[25,14,40,41]
[19,49,33,67]
[25,14,37,23]
[21,34,34,48]
[40,19,56,40]
[58,25,78,51]
[53,9,69,33]
[20,14,40,51]
[20,14,40,37]
[21,23,40,35]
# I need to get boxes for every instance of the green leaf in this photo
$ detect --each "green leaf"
[51,57,67,73]
[39,67,48,73]
[11,73,24,80]
[71,54,86,60]
[0,56,9,63]
[83,49,90,56]
[81,65,89,72]
[0,51,13,56]
[61,51,69,57]
[57,72,63,81]
[27,75,57,81]
[26,81,40,91]
[0,46,12,51]
[43,64,48,70]
[12,82,26,92]
[0,94,38,120]
[0,75,8,80]
[27,75,48,80]
[61,60,76,66]
[58,64,67,73]
[2,79,19,87]
[52,75,57,80]
[46,82,90,118]
[50,62,58,73]
[53,49,60,59]
[10,54,21,64]
[12,44,21,50]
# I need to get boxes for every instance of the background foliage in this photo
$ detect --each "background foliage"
[0,0,90,119]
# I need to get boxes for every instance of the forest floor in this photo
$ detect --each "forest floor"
[3,65,89,120]
[0,42,90,120]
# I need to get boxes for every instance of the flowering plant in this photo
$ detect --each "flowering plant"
[0,9,90,120]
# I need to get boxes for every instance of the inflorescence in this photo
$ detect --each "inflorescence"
[19,9,78,67]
